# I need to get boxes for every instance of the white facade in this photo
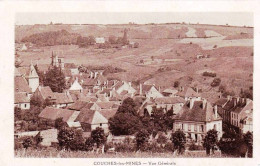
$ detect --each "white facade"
[14,102,30,110]
[145,86,163,99]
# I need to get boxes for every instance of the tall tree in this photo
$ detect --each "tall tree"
[203,129,218,155]
[109,97,143,136]
[44,66,66,93]
[135,129,150,151]
[171,130,186,154]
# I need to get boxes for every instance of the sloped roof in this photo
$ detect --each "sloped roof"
[176,100,221,122]
[96,101,115,109]
[68,101,89,111]
[176,87,200,98]
[162,88,178,94]
[215,98,228,106]
[53,92,74,104]
[14,76,32,93]
[114,81,124,90]
[39,86,55,100]
[98,108,117,120]
[39,107,75,122]
[155,97,185,104]
[69,79,83,91]
[142,84,153,93]
[75,108,108,124]
[223,98,236,111]
[15,93,30,103]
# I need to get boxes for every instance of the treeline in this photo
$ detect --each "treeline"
[21,30,80,46]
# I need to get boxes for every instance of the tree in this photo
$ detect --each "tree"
[55,118,66,130]
[173,81,180,88]
[109,98,143,135]
[171,130,186,154]
[57,127,84,151]
[203,129,218,155]
[85,137,94,151]
[211,78,221,87]
[88,36,96,45]
[135,129,150,151]
[91,127,107,153]
[122,28,129,45]
[243,131,253,157]
[44,66,66,93]
[108,35,117,44]
[22,137,33,149]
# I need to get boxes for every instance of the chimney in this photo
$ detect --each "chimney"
[129,82,132,87]
[233,98,237,107]
[246,98,251,105]
[227,95,231,101]
[101,86,104,91]
[65,90,70,97]
[94,72,98,79]
[203,99,207,110]
[158,86,161,92]
[190,98,195,109]
[90,71,93,78]
[109,90,113,97]
[140,84,142,95]
[214,105,218,118]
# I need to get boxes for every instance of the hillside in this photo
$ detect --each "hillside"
[15,23,253,95]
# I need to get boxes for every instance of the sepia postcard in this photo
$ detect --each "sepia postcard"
[0,1,260,166]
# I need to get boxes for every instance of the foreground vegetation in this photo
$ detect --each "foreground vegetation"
[15,148,223,158]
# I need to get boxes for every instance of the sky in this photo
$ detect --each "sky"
[15,12,253,27]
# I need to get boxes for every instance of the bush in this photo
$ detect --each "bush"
[135,129,150,151]
[28,124,38,131]
[202,71,216,77]
[189,142,204,151]
[211,78,221,87]
[114,142,135,152]
[22,137,33,149]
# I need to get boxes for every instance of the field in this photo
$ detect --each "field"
[15,148,224,158]
[15,23,253,94]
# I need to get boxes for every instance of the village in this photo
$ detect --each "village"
[14,44,253,157]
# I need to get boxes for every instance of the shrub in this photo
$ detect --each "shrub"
[115,142,135,152]
[28,124,38,131]
[171,130,186,154]
[91,127,107,148]
[135,129,150,151]
[211,78,221,87]
[173,81,180,88]
[22,137,33,149]
[213,45,218,48]
[85,137,94,151]
[188,142,204,151]
[202,71,216,77]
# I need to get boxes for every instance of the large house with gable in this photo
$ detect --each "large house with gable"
[173,98,222,144]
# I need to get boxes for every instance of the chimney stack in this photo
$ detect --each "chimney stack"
[203,99,207,110]
[190,98,195,109]
[214,105,218,118]
[140,84,142,95]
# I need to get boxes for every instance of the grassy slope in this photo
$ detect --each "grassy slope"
[15,24,253,95]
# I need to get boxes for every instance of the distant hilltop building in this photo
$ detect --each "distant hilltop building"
[95,37,105,44]
[51,50,64,70]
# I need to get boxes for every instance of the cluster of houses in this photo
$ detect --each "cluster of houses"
[14,51,253,147]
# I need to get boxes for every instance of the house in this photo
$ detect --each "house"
[17,64,39,93]
[162,88,178,97]
[14,76,32,96]
[95,37,105,44]
[214,98,228,118]
[69,77,83,92]
[38,107,81,128]
[173,99,222,144]
[14,93,30,110]
[221,96,237,124]
[68,101,89,111]
[139,84,163,99]
[38,129,59,147]
[230,99,253,133]
[196,54,204,59]
[174,87,201,101]
[33,86,56,105]
[112,81,136,96]
[53,91,74,108]
[75,108,109,133]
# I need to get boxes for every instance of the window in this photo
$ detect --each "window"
[24,104,27,108]
[188,124,191,131]
[100,123,102,127]
[181,124,184,130]
[200,125,204,132]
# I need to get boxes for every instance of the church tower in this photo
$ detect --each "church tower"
[28,63,39,92]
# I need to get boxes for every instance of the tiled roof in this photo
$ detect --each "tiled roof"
[68,101,89,111]
[96,101,115,109]
[142,85,153,93]
[176,87,200,98]
[39,107,75,122]
[14,76,32,93]
[39,86,55,100]
[75,108,108,124]
[176,101,221,122]
[214,98,228,106]
[15,93,30,103]
[98,108,117,120]
[155,97,185,104]
[53,92,74,104]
